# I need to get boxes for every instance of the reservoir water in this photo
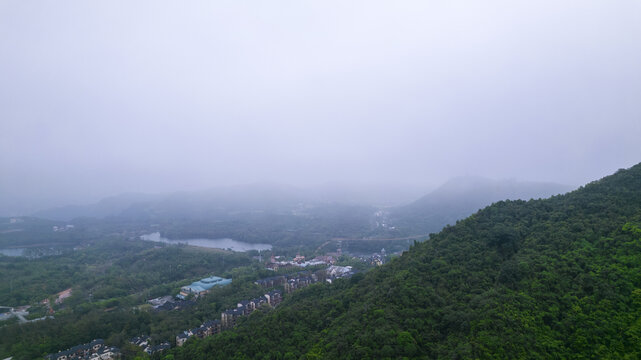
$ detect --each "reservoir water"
[140,232,271,252]
[0,248,25,257]
[0,248,63,258]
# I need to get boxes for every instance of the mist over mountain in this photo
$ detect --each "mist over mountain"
[163,164,641,359]
[31,184,309,222]
[1,1,640,358]
[31,177,572,245]
[31,182,405,221]
[31,193,161,222]
[389,176,573,235]
[30,177,567,223]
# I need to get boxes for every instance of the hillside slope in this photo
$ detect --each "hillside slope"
[166,163,641,359]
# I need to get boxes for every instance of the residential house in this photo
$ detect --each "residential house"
[45,339,120,360]
[221,307,245,329]
[176,332,191,347]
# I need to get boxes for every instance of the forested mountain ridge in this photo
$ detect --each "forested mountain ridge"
[166,164,641,359]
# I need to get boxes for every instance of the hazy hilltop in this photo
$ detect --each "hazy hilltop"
[31,193,161,221]
[29,177,572,251]
[31,177,568,223]
[119,183,313,220]
[389,176,573,235]
[309,182,430,208]
[166,163,641,359]
[31,183,314,222]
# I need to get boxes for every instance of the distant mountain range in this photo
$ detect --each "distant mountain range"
[31,184,309,221]
[32,178,573,228]
[32,192,161,221]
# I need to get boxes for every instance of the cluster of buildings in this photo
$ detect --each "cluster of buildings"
[177,275,232,299]
[265,254,337,270]
[357,249,387,266]
[129,336,170,355]
[255,271,317,292]
[325,265,354,282]
[146,275,231,311]
[283,273,317,293]
[255,266,354,293]
[147,295,195,311]
[52,224,75,232]
[176,290,282,347]
[45,339,120,360]
[44,266,352,359]
[221,290,282,327]
[176,319,222,346]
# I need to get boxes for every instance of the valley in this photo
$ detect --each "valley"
[0,176,573,359]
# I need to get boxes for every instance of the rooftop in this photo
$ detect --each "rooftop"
[180,276,232,296]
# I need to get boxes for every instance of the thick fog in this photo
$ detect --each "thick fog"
[1,1,640,215]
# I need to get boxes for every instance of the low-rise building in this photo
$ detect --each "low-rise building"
[176,332,190,347]
[221,307,245,329]
[129,335,150,348]
[175,318,221,347]
[177,276,231,299]
[266,290,282,306]
[201,319,222,336]
[45,339,120,360]
[130,336,169,355]
[254,276,286,288]
[326,265,353,278]
[149,342,171,354]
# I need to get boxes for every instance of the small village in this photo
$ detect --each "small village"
[44,253,359,359]
[175,289,282,347]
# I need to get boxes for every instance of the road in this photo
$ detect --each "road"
[11,310,27,323]
[9,310,53,323]
[331,234,430,241]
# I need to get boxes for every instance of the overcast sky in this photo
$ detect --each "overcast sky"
[1,1,640,214]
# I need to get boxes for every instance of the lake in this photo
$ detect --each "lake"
[0,248,63,258]
[139,232,272,252]
[0,248,25,257]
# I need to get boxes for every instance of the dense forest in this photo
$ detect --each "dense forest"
[0,237,370,359]
[0,240,254,307]
[0,241,259,359]
[164,163,641,359]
